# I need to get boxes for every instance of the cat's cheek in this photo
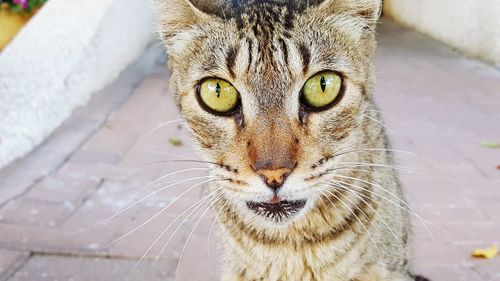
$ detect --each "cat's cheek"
[180,103,241,154]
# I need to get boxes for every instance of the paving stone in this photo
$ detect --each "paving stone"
[0,221,116,255]
[413,205,489,224]
[0,199,75,227]
[174,216,222,281]
[0,250,30,281]
[410,221,465,267]
[438,222,499,246]
[471,257,500,281]
[448,135,500,180]
[23,172,100,204]
[463,188,500,221]
[7,255,175,281]
[78,122,139,162]
[404,177,496,205]
[58,161,129,183]
[411,263,485,281]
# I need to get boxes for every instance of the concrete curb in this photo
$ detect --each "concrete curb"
[384,0,500,67]
[0,0,156,169]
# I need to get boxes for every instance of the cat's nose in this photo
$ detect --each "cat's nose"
[256,168,292,191]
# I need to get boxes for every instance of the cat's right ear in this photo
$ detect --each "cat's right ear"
[156,0,209,51]
[308,0,382,34]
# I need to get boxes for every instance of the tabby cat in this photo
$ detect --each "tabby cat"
[157,0,426,280]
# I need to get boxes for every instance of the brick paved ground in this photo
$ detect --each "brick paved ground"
[0,21,499,281]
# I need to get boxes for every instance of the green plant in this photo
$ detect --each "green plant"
[1,0,47,13]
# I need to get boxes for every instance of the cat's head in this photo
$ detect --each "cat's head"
[158,0,381,226]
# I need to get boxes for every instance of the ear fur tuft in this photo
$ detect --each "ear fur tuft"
[316,0,382,27]
[155,0,205,46]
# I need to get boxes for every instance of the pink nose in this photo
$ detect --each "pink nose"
[255,167,291,191]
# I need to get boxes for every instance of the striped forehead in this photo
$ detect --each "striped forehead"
[230,7,309,109]
[235,37,308,109]
[192,3,314,111]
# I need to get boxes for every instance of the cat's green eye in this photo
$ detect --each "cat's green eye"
[198,78,239,114]
[301,71,342,109]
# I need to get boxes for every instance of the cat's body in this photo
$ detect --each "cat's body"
[157,0,423,280]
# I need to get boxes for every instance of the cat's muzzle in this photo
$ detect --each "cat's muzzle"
[246,199,306,222]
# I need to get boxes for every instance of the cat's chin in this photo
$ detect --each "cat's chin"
[246,199,307,224]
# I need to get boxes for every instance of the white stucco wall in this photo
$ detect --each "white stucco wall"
[384,0,500,66]
[0,0,155,169]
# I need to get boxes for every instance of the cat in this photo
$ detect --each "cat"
[157,0,428,280]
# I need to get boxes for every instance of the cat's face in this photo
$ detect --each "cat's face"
[159,0,380,226]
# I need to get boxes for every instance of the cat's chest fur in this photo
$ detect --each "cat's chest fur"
[220,227,373,281]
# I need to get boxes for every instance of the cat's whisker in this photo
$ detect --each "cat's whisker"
[137,159,220,168]
[329,162,422,173]
[363,109,382,113]
[361,114,399,137]
[331,181,402,247]
[179,191,216,239]
[334,190,386,261]
[207,196,230,257]
[153,188,225,265]
[146,150,201,158]
[147,152,239,175]
[220,5,228,21]
[309,144,356,167]
[146,150,202,161]
[325,178,426,227]
[137,118,183,142]
[332,148,417,159]
[105,178,228,247]
[317,191,345,230]
[331,178,450,238]
[333,174,417,211]
[54,175,209,238]
[119,168,211,215]
[130,192,215,273]
[314,148,418,170]
[316,167,407,182]
[330,144,358,157]
[129,174,221,203]
[323,189,385,264]
[330,178,406,212]
[175,189,224,278]
[131,186,224,273]
[331,174,439,246]
[365,21,378,35]
[99,175,219,226]
[311,165,418,183]
[332,168,394,178]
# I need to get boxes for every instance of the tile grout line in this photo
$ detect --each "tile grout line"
[0,252,32,281]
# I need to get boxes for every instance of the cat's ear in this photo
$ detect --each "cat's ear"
[313,0,382,30]
[156,0,210,49]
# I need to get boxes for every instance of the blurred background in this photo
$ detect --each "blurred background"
[0,0,499,280]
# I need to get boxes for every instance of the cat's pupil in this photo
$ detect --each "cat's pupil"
[215,82,221,98]
[320,76,326,92]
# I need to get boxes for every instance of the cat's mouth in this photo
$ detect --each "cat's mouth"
[246,199,307,222]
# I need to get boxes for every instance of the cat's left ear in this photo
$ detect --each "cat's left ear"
[312,0,382,31]
[156,0,212,51]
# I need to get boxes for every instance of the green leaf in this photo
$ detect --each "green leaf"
[480,141,500,149]
[10,4,22,12]
[168,137,183,147]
